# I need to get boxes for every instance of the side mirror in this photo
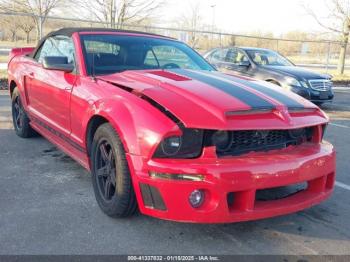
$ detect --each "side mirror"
[238,60,251,67]
[43,56,74,72]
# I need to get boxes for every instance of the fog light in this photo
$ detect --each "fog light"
[189,190,205,208]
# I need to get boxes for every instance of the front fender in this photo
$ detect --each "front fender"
[82,93,178,159]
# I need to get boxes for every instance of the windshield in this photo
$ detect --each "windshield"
[80,34,215,75]
[246,49,293,66]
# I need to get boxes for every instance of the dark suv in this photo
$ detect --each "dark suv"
[204,47,334,104]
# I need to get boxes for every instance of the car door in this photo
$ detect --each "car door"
[221,48,255,77]
[206,48,228,69]
[26,35,76,137]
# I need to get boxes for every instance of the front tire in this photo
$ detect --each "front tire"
[91,123,137,218]
[11,87,35,138]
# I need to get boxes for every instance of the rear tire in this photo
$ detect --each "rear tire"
[91,123,137,218]
[11,87,35,138]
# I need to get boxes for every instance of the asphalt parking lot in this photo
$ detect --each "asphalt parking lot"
[0,89,349,255]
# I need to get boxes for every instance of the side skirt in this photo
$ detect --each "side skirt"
[29,117,90,171]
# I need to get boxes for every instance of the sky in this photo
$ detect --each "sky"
[162,0,332,36]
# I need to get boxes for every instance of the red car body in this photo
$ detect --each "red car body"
[8,28,336,223]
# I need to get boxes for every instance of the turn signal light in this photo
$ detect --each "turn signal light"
[149,171,204,181]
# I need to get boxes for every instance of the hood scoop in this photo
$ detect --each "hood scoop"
[148,70,191,81]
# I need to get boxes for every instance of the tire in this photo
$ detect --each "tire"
[11,87,35,138]
[91,123,137,218]
[314,102,324,106]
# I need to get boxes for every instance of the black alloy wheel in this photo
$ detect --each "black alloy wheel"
[11,87,35,138]
[91,123,137,217]
[95,139,117,202]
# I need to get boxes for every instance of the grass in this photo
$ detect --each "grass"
[332,74,350,82]
[318,69,350,82]
[289,56,339,65]
[0,56,8,63]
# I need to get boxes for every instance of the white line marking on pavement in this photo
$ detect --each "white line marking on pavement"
[333,87,350,91]
[335,181,350,191]
[329,123,350,129]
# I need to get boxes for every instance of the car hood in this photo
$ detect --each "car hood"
[263,65,330,80]
[98,69,327,130]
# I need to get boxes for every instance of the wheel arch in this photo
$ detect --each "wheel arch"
[85,115,109,157]
[265,79,281,86]
[9,80,17,98]
[84,111,136,160]
[83,102,140,160]
[83,97,178,161]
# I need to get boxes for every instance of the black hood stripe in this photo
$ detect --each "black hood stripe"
[175,70,275,110]
[214,72,305,109]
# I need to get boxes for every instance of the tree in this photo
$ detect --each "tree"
[305,0,350,75]
[178,2,203,48]
[0,16,19,41]
[76,0,164,29]
[18,17,35,43]
[0,0,65,41]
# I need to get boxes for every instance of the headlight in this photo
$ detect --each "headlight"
[288,128,305,139]
[285,77,302,87]
[285,77,309,89]
[153,129,203,158]
[288,127,314,143]
[300,81,309,88]
[211,131,233,152]
[160,136,182,156]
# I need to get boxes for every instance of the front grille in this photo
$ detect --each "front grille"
[308,79,332,91]
[209,128,313,157]
[227,182,307,208]
[255,182,307,201]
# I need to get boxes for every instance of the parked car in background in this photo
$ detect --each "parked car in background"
[204,47,334,105]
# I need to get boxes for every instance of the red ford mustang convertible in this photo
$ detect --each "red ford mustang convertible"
[8,28,335,223]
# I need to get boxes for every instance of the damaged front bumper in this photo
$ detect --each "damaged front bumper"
[127,141,336,223]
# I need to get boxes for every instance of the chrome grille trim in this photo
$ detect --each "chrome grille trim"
[308,79,332,91]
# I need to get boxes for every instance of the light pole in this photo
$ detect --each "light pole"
[111,0,116,28]
[38,0,43,40]
[210,4,216,32]
[210,4,216,43]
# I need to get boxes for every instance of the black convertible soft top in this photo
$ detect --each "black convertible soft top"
[44,27,169,38]
[30,27,171,58]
